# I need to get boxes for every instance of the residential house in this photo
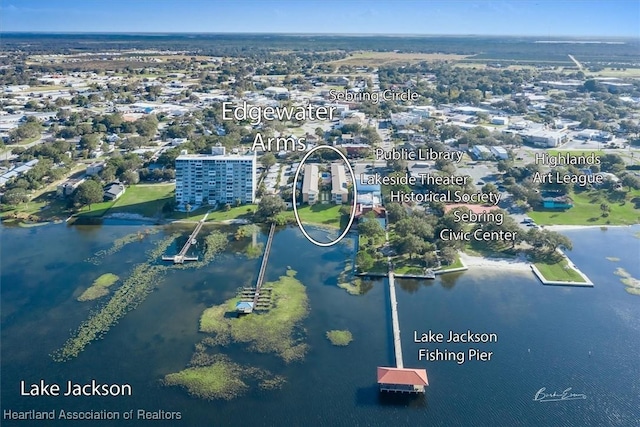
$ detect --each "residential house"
[86,162,105,176]
[103,182,126,201]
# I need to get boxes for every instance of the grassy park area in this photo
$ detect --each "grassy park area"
[108,184,174,216]
[393,259,426,275]
[74,184,254,222]
[529,189,640,225]
[534,258,586,283]
[285,204,343,227]
[203,205,256,222]
[74,183,174,219]
[436,255,465,271]
[358,231,388,274]
[0,192,70,222]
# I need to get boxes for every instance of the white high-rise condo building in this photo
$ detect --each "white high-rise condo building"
[175,148,256,207]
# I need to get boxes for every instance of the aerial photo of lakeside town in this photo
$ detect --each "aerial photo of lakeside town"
[1,1,639,426]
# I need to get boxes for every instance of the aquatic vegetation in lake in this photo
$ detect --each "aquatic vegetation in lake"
[199,269,309,362]
[232,225,263,258]
[244,242,264,259]
[613,267,640,296]
[326,330,353,346]
[234,224,259,240]
[77,273,119,301]
[173,231,228,269]
[148,232,180,259]
[164,358,249,400]
[87,228,160,264]
[337,261,370,295]
[164,353,285,400]
[53,263,166,361]
[54,231,227,361]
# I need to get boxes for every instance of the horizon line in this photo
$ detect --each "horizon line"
[1,31,638,39]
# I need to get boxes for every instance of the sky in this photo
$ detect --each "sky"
[1,0,638,37]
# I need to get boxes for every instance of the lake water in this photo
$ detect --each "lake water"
[1,222,639,426]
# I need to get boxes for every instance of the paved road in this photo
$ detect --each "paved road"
[373,118,393,152]
[1,133,52,161]
[568,54,583,71]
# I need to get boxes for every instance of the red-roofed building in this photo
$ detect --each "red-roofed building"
[377,367,429,393]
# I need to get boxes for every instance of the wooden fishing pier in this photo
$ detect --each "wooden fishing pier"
[376,260,429,393]
[378,270,429,393]
[235,223,276,314]
[162,212,210,264]
[388,271,404,369]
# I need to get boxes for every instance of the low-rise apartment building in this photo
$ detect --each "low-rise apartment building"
[302,164,319,205]
[331,163,349,204]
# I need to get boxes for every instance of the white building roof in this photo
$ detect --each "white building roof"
[302,164,319,195]
[331,163,348,196]
[176,153,254,161]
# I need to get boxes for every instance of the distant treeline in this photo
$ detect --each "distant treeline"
[2,33,638,64]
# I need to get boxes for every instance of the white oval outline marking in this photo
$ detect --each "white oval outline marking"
[292,145,357,247]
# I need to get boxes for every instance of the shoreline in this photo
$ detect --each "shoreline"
[544,224,633,231]
[458,252,531,271]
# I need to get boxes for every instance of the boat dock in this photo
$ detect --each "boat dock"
[236,223,276,313]
[162,212,210,264]
[253,223,276,306]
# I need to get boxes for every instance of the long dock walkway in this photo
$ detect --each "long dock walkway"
[252,223,276,306]
[162,211,210,264]
[388,270,404,369]
[376,205,428,393]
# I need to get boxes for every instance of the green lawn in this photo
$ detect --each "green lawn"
[202,205,256,222]
[357,232,388,274]
[359,232,385,250]
[3,183,256,224]
[535,258,586,283]
[1,192,70,221]
[75,200,115,217]
[74,184,174,219]
[394,258,426,275]
[438,255,465,271]
[293,204,343,227]
[108,184,174,217]
[528,189,640,225]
